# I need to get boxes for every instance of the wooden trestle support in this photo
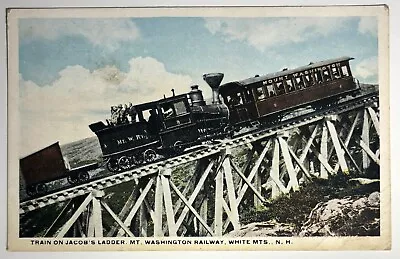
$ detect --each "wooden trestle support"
[23,105,380,238]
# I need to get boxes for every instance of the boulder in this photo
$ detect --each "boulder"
[299,192,380,236]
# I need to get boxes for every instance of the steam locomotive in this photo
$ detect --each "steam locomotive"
[89,73,230,172]
[20,56,361,196]
[89,56,360,172]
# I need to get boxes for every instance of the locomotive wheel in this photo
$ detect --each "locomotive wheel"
[107,158,120,172]
[118,156,131,170]
[35,183,48,196]
[223,126,234,138]
[173,141,184,155]
[131,154,144,165]
[77,171,90,183]
[26,185,37,197]
[67,175,79,185]
[144,149,157,163]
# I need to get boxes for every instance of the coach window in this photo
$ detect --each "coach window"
[294,76,305,89]
[276,81,285,95]
[331,66,341,79]
[322,68,332,82]
[266,84,276,97]
[341,64,350,77]
[314,70,323,84]
[254,86,266,101]
[285,79,295,92]
[303,74,313,87]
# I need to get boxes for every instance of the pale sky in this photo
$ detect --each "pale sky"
[19,16,378,156]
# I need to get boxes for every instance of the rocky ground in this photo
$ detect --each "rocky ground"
[229,174,380,237]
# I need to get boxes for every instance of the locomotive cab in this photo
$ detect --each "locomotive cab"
[157,94,200,155]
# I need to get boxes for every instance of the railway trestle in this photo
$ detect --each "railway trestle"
[20,100,380,238]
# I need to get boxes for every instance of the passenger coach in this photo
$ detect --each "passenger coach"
[219,56,360,126]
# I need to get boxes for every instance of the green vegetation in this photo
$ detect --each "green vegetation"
[240,173,379,233]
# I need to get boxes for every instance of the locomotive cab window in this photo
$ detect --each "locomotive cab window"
[161,104,174,119]
[173,100,188,115]
[162,100,191,129]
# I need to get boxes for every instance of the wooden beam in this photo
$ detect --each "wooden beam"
[367,107,380,136]
[360,139,380,165]
[173,160,205,215]
[75,219,86,237]
[87,202,95,237]
[236,140,271,204]
[333,111,361,173]
[56,193,93,238]
[139,203,148,237]
[199,197,208,236]
[231,161,266,203]
[107,181,141,237]
[299,124,320,162]
[270,139,281,198]
[320,123,329,179]
[175,160,214,230]
[234,147,256,195]
[154,175,164,237]
[286,144,312,180]
[345,111,361,146]
[337,135,363,175]
[362,109,371,170]
[214,164,224,236]
[223,151,240,230]
[44,199,73,237]
[91,197,103,237]
[278,137,299,191]
[326,120,349,175]
[101,200,135,237]
[117,178,154,236]
[161,173,177,237]
[170,181,214,236]
[310,145,336,175]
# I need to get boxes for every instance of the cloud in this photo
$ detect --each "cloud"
[19,19,140,50]
[19,57,193,156]
[204,17,349,51]
[353,56,378,80]
[358,17,377,37]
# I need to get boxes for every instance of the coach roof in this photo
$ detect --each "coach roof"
[221,56,354,89]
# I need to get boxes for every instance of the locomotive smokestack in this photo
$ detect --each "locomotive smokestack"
[203,73,224,104]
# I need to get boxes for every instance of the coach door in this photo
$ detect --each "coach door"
[226,91,252,125]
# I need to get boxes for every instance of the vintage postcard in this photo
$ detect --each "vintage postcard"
[7,5,390,251]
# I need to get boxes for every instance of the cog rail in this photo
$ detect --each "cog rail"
[19,92,378,214]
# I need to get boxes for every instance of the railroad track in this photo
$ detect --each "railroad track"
[19,91,379,214]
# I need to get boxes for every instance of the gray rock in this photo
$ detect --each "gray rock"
[225,220,296,237]
[299,192,380,237]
